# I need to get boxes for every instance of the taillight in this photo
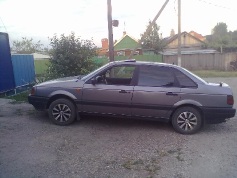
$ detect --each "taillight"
[227,95,234,105]
[30,87,36,95]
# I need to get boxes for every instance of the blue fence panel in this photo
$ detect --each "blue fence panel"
[11,54,35,87]
[0,32,15,92]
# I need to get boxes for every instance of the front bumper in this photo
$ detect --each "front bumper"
[202,107,236,124]
[28,95,49,110]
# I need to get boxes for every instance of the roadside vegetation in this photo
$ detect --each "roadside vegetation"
[192,70,237,78]
[5,22,236,102]
[2,70,237,103]
[5,91,29,103]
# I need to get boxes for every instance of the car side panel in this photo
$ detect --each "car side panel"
[179,87,231,108]
[81,84,133,116]
[132,86,181,119]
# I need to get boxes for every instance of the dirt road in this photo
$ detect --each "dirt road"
[0,77,237,178]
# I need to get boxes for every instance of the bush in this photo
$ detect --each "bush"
[47,32,97,79]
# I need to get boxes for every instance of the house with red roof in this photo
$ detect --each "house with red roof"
[97,32,142,57]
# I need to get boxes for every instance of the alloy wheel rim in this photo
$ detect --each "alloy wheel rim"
[52,104,71,122]
[177,111,198,131]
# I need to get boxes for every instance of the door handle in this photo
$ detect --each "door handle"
[166,92,178,96]
[119,90,130,94]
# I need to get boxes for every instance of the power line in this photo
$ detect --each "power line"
[173,0,178,16]
[0,16,8,33]
[196,0,236,11]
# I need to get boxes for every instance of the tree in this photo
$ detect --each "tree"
[12,37,43,54]
[140,20,163,54]
[212,22,228,36]
[47,32,97,79]
[229,30,237,46]
[208,22,231,51]
[206,22,237,52]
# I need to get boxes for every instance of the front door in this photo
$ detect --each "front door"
[81,65,136,116]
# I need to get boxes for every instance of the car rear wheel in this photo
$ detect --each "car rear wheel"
[48,99,76,126]
[172,107,202,134]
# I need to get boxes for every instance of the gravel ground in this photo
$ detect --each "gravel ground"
[0,77,237,178]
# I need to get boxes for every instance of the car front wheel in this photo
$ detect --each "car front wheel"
[48,98,76,126]
[172,107,202,134]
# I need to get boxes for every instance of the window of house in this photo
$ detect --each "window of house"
[133,51,140,55]
[138,66,175,87]
[117,51,125,56]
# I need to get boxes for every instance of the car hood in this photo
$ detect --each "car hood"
[36,76,84,87]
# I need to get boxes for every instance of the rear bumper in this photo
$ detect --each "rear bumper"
[28,95,49,110]
[202,107,236,124]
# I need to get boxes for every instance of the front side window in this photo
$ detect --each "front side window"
[106,66,135,78]
[138,66,175,87]
[94,65,136,85]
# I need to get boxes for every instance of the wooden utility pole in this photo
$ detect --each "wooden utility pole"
[177,0,181,66]
[107,0,114,62]
[128,0,169,59]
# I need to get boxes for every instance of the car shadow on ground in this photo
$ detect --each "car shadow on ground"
[27,110,173,132]
[29,110,236,135]
[77,116,175,132]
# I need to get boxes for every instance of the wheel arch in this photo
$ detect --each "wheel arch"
[46,94,77,110]
[169,103,204,126]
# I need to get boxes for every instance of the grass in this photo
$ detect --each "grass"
[34,57,237,79]
[34,60,50,75]
[192,70,237,78]
[6,91,29,103]
[122,158,160,176]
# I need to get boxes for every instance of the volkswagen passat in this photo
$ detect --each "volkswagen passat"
[28,60,236,134]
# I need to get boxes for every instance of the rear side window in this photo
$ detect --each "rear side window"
[138,66,175,87]
[173,68,197,88]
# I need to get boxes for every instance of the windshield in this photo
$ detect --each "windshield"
[81,63,111,81]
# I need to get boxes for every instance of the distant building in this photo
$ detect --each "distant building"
[189,31,206,42]
[32,53,50,60]
[113,32,142,56]
[97,38,109,57]
[97,31,142,57]
[162,31,208,55]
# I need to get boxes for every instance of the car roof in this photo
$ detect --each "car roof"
[110,59,178,68]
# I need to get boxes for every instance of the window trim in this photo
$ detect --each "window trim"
[170,67,198,88]
[136,65,179,88]
[86,64,137,86]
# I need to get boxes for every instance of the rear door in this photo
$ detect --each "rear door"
[132,65,181,119]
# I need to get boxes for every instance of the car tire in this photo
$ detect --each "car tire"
[172,107,202,134]
[48,98,76,126]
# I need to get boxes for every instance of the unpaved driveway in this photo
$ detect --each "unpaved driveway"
[0,77,237,178]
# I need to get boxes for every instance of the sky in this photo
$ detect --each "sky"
[0,0,237,48]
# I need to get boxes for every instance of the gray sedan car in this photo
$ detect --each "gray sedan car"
[28,60,236,134]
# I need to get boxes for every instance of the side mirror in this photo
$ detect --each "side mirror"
[91,78,96,85]
[96,76,102,82]
[91,76,103,85]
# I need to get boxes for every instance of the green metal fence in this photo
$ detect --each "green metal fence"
[34,55,162,76]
